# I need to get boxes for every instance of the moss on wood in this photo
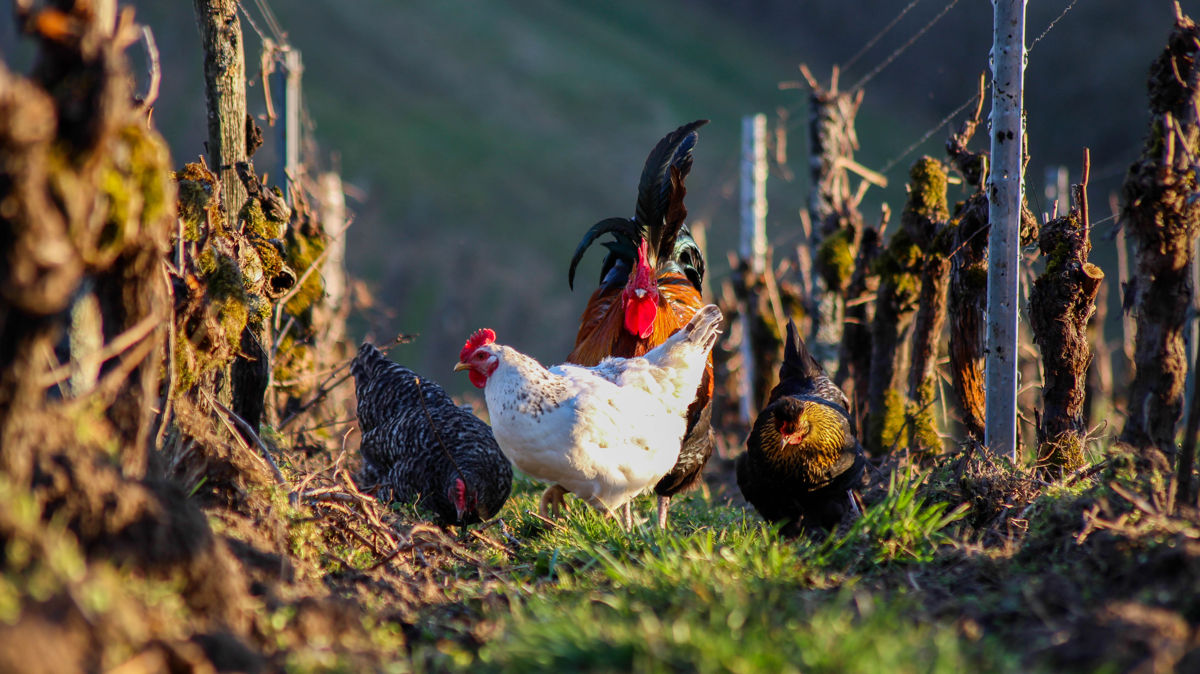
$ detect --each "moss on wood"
[816,228,855,293]
[867,157,948,455]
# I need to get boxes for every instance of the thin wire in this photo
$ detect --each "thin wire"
[1029,0,1082,53]
[841,0,924,72]
[237,3,269,43]
[849,0,961,93]
[254,0,288,44]
[879,92,980,175]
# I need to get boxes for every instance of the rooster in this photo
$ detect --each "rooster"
[455,305,722,529]
[736,320,865,536]
[352,343,513,526]
[566,119,713,527]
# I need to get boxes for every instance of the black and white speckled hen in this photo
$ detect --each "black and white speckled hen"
[351,343,512,526]
[736,320,865,536]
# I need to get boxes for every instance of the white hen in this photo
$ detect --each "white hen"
[455,305,722,523]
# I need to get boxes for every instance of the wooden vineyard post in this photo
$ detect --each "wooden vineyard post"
[194,0,248,224]
[1119,5,1200,470]
[985,0,1027,461]
[1029,153,1104,477]
[272,47,303,199]
[735,113,779,423]
[740,114,768,288]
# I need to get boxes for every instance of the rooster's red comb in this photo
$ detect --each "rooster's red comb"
[460,328,496,361]
[636,238,650,264]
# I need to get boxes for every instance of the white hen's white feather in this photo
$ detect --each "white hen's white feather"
[478,305,721,514]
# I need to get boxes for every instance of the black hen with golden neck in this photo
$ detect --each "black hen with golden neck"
[737,320,865,536]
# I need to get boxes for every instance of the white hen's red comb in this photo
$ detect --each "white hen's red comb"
[460,328,496,361]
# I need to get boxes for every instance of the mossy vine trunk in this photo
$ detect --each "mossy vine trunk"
[1119,10,1200,466]
[1029,193,1103,476]
[944,102,990,441]
[804,68,867,370]
[906,233,951,456]
[731,258,783,416]
[0,6,174,482]
[193,0,248,234]
[835,222,881,422]
[866,157,947,454]
[946,193,989,440]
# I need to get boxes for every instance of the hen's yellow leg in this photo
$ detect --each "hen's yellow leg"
[539,484,569,519]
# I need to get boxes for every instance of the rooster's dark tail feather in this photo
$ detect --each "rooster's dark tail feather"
[567,121,709,293]
[636,119,708,268]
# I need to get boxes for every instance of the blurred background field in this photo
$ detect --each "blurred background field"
[2,0,1186,386]
[6,3,1200,671]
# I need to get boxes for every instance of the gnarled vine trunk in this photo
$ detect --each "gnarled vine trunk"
[1119,10,1200,465]
[1030,193,1104,476]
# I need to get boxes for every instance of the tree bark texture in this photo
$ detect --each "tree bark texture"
[730,258,782,416]
[942,105,1039,444]
[947,192,989,440]
[835,221,881,422]
[866,157,947,454]
[193,0,248,226]
[1119,12,1200,462]
[1083,281,1112,432]
[1029,209,1103,476]
[806,72,866,369]
[942,98,990,442]
[907,239,951,455]
[1179,317,1200,508]
[0,4,174,482]
[711,279,749,449]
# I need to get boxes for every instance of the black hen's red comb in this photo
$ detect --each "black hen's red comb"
[460,328,496,361]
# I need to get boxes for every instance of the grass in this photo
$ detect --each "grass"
[345,441,1200,674]
[6,408,1196,673]
[395,471,1012,673]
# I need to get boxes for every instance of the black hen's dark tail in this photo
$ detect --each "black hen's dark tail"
[351,342,406,431]
[774,320,851,413]
[568,120,709,291]
[779,320,826,387]
[351,343,386,386]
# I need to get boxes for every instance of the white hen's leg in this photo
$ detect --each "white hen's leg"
[656,495,671,528]
[623,502,633,530]
[599,506,625,530]
[539,485,569,519]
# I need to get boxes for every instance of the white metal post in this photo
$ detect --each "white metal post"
[273,47,303,200]
[985,0,1027,461]
[739,114,768,424]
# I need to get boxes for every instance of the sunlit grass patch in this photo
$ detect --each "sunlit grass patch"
[817,471,970,570]
[482,563,981,674]
[408,470,1007,673]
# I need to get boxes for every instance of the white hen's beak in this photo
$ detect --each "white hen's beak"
[453,362,470,372]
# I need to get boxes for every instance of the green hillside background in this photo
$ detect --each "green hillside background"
[3,0,1192,393]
